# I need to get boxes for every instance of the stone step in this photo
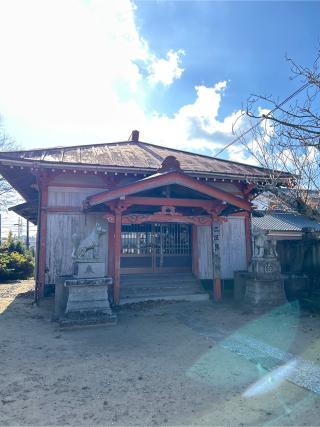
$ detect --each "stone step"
[120,286,205,295]
[121,273,199,285]
[121,286,205,297]
[120,292,207,299]
[121,273,195,281]
[121,285,196,290]
[121,280,199,288]
[119,273,208,303]
[121,284,201,292]
[120,294,209,305]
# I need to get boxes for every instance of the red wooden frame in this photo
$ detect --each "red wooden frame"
[114,213,122,305]
[36,176,49,301]
[214,279,222,301]
[118,196,220,212]
[104,212,213,226]
[86,171,251,211]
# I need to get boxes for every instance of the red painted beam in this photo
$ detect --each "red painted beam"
[86,171,252,211]
[104,212,213,226]
[121,196,216,211]
[113,212,121,305]
[122,213,212,225]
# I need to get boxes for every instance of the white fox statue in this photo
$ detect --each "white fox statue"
[72,223,106,260]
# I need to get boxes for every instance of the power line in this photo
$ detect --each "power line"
[213,81,311,158]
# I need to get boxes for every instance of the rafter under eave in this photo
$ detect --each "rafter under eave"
[84,170,252,211]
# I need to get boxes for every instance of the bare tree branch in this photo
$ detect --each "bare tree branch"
[0,115,20,209]
[233,51,320,219]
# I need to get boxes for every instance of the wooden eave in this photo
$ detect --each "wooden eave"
[85,170,252,211]
[0,139,293,179]
[0,164,38,202]
[9,201,38,225]
[0,157,271,181]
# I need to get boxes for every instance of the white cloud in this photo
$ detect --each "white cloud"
[148,49,185,86]
[227,144,259,165]
[0,0,254,165]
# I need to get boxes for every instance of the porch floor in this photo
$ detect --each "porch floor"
[119,272,209,305]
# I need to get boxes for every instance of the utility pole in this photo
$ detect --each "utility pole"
[0,213,2,246]
[18,217,22,240]
[26,220,30,249]
[14,217,23,240]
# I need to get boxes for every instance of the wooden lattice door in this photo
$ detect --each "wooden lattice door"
[120,223,192,274]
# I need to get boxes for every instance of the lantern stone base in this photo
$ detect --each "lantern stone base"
[59,276,117,327]
[243,257,287,313]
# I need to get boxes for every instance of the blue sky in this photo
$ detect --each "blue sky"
[135,1,320,118]
[0,0,319,163]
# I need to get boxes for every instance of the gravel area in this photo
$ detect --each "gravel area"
[1,280,320,426]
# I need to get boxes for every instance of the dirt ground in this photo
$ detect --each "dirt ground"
[1,281,320,426]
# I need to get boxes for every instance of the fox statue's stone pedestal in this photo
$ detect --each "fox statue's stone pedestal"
[243,230,287,313]
[57,223,116,327]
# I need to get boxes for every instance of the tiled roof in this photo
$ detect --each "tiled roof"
[0,140,290,180]
[252,212,320,232]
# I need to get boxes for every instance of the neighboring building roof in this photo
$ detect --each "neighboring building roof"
[0,139,290,180]
[252,212,320,232]
[253,190,320,213]
[9,202,38,225]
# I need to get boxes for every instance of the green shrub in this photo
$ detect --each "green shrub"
[3,231,27,254]
[0,233,35,281]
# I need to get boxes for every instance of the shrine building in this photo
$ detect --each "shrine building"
[0,131,291,304]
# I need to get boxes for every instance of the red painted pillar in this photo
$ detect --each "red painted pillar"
[107,222,115,303]
[213,278,222,301]
[113,212,122,305]
[36,182,48,301]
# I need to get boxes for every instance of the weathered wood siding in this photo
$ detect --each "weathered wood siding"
[197,226,213,279]
[46,185,109,285]
[220,217,247,279]
[45,213,108,285]
[197,217,247,280]
[48,187,104,208]
[50,173,106,186]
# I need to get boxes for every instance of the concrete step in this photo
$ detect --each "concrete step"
[121,273,199,284]
[119,273,208,303]
[121,284,202,292]
[121,281,199,289]
[121,278,201,289]
[120,294,209,305]
[121,274,198,280]
[121,287,206,297]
